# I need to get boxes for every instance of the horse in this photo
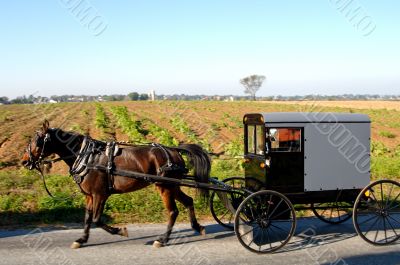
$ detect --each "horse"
[21,120,211,249]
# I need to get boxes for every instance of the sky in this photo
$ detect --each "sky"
[0,1,399,99]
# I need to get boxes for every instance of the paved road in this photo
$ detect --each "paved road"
[1,218,399,265]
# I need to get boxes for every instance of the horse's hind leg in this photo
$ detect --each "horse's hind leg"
[175,188,206,235]
[153,186,179,248]
[71,195,93,249]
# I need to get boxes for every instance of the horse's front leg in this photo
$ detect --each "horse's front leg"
[153,186,179,248]
[71,195,93,249]
[92,195,129,237]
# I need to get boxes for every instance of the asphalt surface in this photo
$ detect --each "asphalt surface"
[0,218,399,265]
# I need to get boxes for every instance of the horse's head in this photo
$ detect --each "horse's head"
[22,120,54,170]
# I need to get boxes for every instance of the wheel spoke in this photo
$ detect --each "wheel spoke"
[383,216,387,243]
[384,216,399,237]
[239,209,251,223]
[267,198,283,219]
[272,219,294,223]
[370,188,383,210]
[265,194,272,217]
[387,192,400,210]
[387,203,400,212]
[270,207,291,220]
[336,203,341,221]
[265,227,272,250]
[268,224,285,244]
[386,215,400,226]
[219,209,230,221]
[363,215,381,237]
[247,237,254,247]
[373,224,380,243]
[329,204,334,220]
[319,207,328,217]
[239,226,254,238]
[385,183,395,209]
[227,213,233,223]
[270,223,290,235]
[358,214,380,226]
[258,228,264,252]
[248,202,257,221]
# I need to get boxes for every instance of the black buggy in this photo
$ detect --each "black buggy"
[210,112,400,253]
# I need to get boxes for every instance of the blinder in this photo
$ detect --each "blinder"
[26,132,51,169]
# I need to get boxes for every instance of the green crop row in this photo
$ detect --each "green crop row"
[95,104,110,130]
[379,130,396,139]
[170,116,198,143]
[145,120,179,146]
[110,106,147,143]
[169,115,214,152]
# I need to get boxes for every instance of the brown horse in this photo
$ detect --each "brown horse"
[21,120,211,249]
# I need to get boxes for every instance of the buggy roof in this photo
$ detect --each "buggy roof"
[244,112,370,124]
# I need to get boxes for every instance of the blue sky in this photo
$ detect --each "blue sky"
[0,1,399,98]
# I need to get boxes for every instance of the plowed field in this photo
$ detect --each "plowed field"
[1,101,400,170]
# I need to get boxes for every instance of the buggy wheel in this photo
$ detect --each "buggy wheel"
[311,201,353,224]
[210,177,264,230]
[234,190,296,254]
[353,180,400,245]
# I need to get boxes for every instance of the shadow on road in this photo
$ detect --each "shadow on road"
[321,251,400,265]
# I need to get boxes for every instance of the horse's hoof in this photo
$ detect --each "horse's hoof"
[70,242,81,249]
[200,226,206,236]
[153,240,164,248]
[119,227,129,237]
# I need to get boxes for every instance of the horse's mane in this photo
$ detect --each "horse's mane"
[48,128,86,144]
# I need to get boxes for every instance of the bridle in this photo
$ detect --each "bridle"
[26,131,78,200]
[26,132,51,170]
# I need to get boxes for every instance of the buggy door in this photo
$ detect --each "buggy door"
[266,127,304,192]
[244,123,266,185]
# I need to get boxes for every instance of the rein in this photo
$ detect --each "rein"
[35,158,81,201]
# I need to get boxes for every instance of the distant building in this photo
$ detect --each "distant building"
[148,90,156,101]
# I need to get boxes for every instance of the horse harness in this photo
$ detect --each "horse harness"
[69,137,187,193]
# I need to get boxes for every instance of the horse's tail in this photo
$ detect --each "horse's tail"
[175,144,211,198]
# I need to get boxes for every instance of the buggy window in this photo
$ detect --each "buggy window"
[256,125,264,155]
[247,125,255,154]
[246,125,265,155]
[267,128,301,152]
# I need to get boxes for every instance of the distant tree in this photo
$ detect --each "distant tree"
[240,74,266,100]
[139,94,149,100]
[128,92,139,101]
[0,97,9,104]
[11,96,29,104]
